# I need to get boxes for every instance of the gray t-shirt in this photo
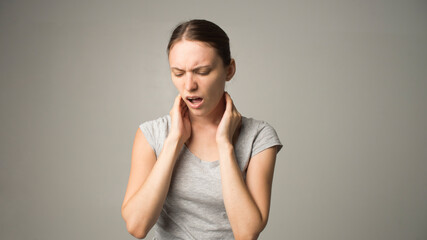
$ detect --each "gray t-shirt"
[139,114,283,240]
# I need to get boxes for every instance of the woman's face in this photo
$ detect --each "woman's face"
[169,40,234,117]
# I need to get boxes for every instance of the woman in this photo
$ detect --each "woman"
[121,19,283,240]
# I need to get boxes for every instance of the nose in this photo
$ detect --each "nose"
[184,72,197,91]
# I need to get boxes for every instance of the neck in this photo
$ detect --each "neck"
[188,93,226,128]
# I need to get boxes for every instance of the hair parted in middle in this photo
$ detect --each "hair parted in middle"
[167,19,232,66]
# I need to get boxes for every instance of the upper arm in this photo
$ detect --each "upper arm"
[245,146,278,227]
[121,127,157,211]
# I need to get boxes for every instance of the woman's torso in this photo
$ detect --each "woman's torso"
[138,114,282,239]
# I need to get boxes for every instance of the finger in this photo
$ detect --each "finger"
[224,92,233,112]
[183,107,189,118]
[173,94,182,109]
[226,92,240,116]
[181,104,188,114]
[180,100,188,112]
[178,95,188,114]
[226,92,240,112]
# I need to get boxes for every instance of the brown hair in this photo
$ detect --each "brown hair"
[167,19,231,66]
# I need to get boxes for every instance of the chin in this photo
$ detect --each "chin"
[189,105,214,117]
[189,109,206,116]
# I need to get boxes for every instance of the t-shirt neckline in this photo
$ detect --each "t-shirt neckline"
[181,117,247,168]
[183,144,220,168]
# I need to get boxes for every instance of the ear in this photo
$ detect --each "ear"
[225,58,236,82]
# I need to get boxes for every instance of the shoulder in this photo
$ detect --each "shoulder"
[139,114,171,136]
[138,114,171,157]
[240,115,283,157]
[241,116,278,135]
[139,114,171,130]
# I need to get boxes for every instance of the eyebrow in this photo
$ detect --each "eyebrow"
[171,65,212,71]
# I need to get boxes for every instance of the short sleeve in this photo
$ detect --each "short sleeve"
[251,121,283,158]
[138,115,171,158]
[139,121,157,156]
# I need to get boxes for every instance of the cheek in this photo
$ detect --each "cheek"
[208,71,226,88]
[171,78,182,91]
[214,73,227,89]
[206,77,226,99]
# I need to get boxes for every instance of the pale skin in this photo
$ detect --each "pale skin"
[121,40,278,239]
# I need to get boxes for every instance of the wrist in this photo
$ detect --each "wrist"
[217,141,234,152]
[166,134,185,148]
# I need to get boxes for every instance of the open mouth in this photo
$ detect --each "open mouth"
[187,97,203,104]
[186,96,204,108]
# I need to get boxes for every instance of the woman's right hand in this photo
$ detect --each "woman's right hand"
[168,94,191,144]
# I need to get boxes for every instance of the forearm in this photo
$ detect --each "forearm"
[218,143,264,240]
[122,136,183,236]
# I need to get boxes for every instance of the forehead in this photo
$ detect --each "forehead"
[169,40,219,69]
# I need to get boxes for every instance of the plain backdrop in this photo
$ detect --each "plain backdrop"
[1,0,426,239]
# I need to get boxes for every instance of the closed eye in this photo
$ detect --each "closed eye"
[197,71,209,76]
[195,68,211,76]
[172,70,185,77]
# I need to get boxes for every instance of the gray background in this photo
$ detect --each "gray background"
[1,0,426,239]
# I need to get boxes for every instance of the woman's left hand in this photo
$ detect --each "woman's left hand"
[216,92,242,146]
